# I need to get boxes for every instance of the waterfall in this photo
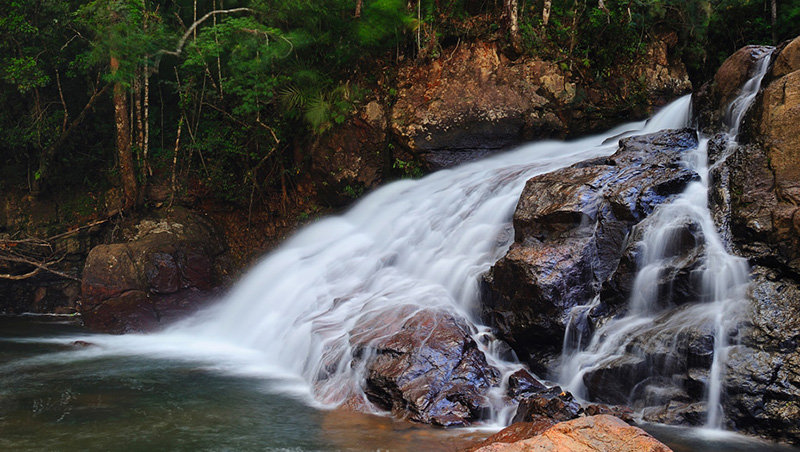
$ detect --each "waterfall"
[56,95,686,423]
[560,48,773,429]
[176,99,689,413]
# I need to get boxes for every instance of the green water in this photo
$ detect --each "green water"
[2,316,799,452]
[0,317,479,452]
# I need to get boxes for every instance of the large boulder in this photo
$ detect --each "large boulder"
[471,415,673,452]
[692,45,773,133]
[720,266,800,443]
[80,207,230,333]
[703,36,800,444]
[349,308,501,426]
[481,129,699,372]
[391,38,690,170]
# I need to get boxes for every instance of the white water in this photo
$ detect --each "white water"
[560,48,773,429]
[35,97,691,424]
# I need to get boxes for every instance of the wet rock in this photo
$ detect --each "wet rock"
[732,46,800,272]
[506,369,547,400]
[80,207,229,333]
[693,45,773,133]
[584,404,634,422]
[71,340,93,347]
[720,266,800,443]
[702,37,800,444]
[640,401,707,426]
[481,129,699,371]
[601,216,706,311]
[577,303,719,414]
[512,387,583,423]
[351,308,501,427]
[472,415,673,452]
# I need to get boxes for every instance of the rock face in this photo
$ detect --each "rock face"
[80,207,230,333]
[472,415,673,452]
[481,129,699,372]
[512,387,583,423]
[391,38,691,170]
[703,36,800,444]
[311,101,389,206]
[349,308,501,426]
[693,45,773,133]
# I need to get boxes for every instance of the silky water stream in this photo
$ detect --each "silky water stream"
[1,61,796,450]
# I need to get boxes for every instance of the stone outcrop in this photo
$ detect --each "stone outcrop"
[693,45,773,133]
[310,101,389,206]
[701,35,800,444]
[471,415,673,452]
[481,129,699,373]
[391,37,691,170]
[80,207,231,333]
[349,308,501,426]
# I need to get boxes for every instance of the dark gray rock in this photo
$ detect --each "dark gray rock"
[481,129,700,372]
[350,308,501,427]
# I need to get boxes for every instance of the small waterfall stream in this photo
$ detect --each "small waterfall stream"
[560,48,773,428]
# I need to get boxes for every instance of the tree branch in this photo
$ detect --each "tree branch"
[0,253,78,281]
[159,8,254,58]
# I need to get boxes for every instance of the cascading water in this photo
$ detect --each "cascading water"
[48,97,692,425]
[559,48,773,429]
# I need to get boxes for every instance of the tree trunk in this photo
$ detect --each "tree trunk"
[111,55,138,209]
[504,0,520,50]
[543,0,552,26]
[771,0,778,45]
[355,0,363,18]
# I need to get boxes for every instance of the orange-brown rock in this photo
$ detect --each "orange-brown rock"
[472,415,672,452]
[391,38,690,170]
[692,45,773,132]
[464,417,557,452]
[728,35,800,271]
[771,36,800,78]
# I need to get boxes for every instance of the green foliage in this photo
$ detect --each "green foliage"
[1,0,797,212]
[393,158,424,179]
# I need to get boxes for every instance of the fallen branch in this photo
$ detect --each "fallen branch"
[0,253,78,282]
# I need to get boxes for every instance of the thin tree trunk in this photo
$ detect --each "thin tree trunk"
[504,0,520,50]
[215,0,224,99]
[771,0,778,45]
[142,0,151,179]
[543,0,552,26]
[111,55,138,209]
[355,0,363,17]
[169,117,184,208]
[143,64,151,177]
[134,70,144,156]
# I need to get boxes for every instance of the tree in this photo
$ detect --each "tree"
[504,0,521,50]
[543,0,552,26]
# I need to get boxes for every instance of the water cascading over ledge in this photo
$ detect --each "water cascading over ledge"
[53,36,800,445]
[481,46,776,431]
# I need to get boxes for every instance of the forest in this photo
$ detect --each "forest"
[1,0,798,231]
